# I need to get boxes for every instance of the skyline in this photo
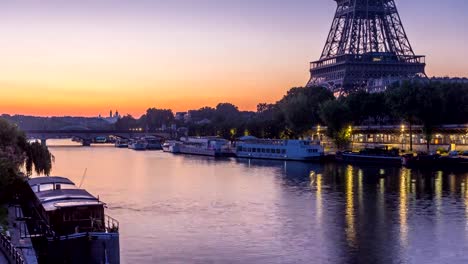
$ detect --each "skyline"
[1,0,468,117]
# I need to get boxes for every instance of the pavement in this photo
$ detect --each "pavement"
[8,206,38,264]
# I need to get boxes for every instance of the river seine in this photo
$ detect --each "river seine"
[44,140,468,264]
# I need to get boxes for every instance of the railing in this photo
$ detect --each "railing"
[0,232,25,264]
[105,215,119,233]
[311,54,426,69]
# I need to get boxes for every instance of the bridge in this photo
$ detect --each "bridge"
[24,129,172,146]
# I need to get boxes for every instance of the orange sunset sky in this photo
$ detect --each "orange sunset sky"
[1,0,467,117]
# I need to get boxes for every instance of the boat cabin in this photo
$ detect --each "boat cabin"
[27,177,115,236]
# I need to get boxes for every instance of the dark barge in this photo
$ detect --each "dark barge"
[336,146,403,166]
[22,177,119,264]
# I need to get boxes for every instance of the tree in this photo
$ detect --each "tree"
[386,81,421,151]
[319,99,352,150]
[143,108,174,131]
[114,115,139,130]
[0,118,53,200]
[414,84,443,152]
[345,91,390,125]
[279,86,334,136]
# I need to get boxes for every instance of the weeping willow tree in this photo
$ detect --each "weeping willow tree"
[0,118,53,201]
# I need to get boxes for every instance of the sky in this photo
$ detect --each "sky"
[0,0,467,117]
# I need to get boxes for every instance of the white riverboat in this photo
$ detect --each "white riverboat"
[128,139,147,150]
[162,140,181,153]
[235,136,324,161]
[177,137,230,157]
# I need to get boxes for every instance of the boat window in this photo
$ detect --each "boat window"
[252,148,256,152]
[237,146,243,151]
[38,183,54,192]
[276,149,280,154]
[281,149,286,154]
[257,148,261,152]
[261,148,265,153]
[60,184,77,190]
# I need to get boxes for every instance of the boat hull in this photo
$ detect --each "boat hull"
[236,153,323,162]
[129,143,147,150]
[35,232,120,264]
[338,153,402,165]
[178,146,219,157]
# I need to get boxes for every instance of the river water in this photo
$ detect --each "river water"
[44,140,468,264]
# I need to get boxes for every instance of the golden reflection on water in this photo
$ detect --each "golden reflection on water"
[464,175,468,232]
[399,168,410,248]
[378,178,385,226]
[310,171,323,225]
[358,169,363,215]
[310,171,323,224]
[435,171,443,218]
[345,165,356,248]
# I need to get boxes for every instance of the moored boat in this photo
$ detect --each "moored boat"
[162,140,181,153]
[235,136,324,161]
[178,137,229,157]
[337,146,402,165]
[22,176,119,264]
[128,139,147,150]
[403,153,468,168]
[144,136,162,150]
[114,138,129,148]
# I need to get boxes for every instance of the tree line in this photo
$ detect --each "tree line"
[115,81,468,151]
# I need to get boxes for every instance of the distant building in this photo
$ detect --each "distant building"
[100,110,121,124]
[175,112,187,121]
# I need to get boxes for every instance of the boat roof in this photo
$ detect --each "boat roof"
[28,177,104,212]
[28,176,74,186]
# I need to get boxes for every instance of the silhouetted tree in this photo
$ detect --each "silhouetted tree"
[0,118,53,201]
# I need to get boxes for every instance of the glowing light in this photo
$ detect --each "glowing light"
[399,168,410,248]
[345,165,356,248]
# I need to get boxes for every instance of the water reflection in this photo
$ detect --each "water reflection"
[399,168,409,248]
[45,143,468,264]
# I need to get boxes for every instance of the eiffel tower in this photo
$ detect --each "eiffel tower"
[307,0,426,93]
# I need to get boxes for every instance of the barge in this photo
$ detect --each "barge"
[337,146,402,165]
[23,177,119,264]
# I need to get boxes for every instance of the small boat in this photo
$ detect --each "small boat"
[403,153,468,168]
[128,139,147,150]
[114,138,129,148]
[162,140,181,153]
[144,136,162,150]
[94,136,107,144]
[235,136,324,161]
[23,177,120,264]
[337,145,402,165]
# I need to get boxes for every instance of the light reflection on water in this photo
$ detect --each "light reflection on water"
[42,139,468,264]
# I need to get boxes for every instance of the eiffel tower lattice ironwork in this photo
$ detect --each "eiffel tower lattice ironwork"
[307,0,426,93]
